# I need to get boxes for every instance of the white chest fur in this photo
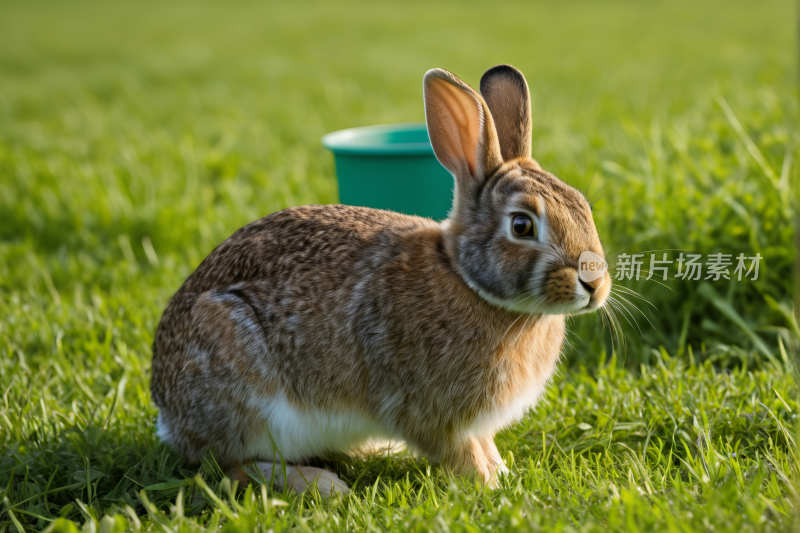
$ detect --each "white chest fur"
[244,393,396,462]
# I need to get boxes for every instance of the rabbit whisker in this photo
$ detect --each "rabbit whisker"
[611,286,657,310]
[607,296,643,339]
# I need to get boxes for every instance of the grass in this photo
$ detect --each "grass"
[5,351,800,531]
[0,0,798,530]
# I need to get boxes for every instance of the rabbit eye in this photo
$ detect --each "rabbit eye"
[511,215,536,238]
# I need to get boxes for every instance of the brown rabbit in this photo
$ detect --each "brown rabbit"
[151,64,611,498]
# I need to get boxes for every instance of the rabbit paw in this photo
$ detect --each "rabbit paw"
[254,462,349,499]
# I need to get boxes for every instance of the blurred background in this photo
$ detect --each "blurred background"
[0,0,796,367]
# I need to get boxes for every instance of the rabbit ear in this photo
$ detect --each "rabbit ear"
[424,69,503,187]
[479,65,532,161]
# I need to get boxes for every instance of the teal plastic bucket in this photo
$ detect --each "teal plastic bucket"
[322,123,453,220]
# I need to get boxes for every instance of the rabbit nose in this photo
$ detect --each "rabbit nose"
[579,276,604,293]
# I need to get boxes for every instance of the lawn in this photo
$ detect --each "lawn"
[0,0,798,530]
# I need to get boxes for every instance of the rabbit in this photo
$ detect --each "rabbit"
[150,64,611,498]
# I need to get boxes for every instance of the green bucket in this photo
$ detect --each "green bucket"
[322,123,453,220]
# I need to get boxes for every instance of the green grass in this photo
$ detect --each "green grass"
[0,0,798,530]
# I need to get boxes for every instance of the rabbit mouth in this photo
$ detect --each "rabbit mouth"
[570,282,610,315]
[574,298,604,315]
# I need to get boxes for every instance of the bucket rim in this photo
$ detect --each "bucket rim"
[321,122,435,156]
